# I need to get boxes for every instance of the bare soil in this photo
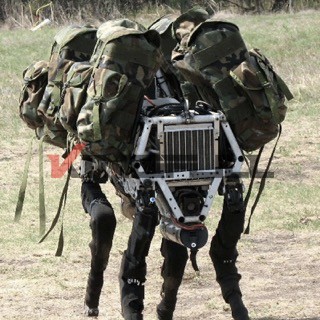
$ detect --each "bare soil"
[1,224,320,320]
[1,141,320,320]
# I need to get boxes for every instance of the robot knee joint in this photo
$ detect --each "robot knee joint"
[90,200,116,231]
[225,182,245,213]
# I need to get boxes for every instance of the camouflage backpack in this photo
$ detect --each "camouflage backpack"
[19,60,49,130]
[77,19,161,168]
[173,18,293,152]
[37,25,97,148]
[16,26,97,245]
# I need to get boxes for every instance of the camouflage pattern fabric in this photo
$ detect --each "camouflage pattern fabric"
[77,19,161,166]
[173,20,249,115]
[148,14,179,63]
[172,7,210,60]
[229,48,293,151]
[182,20,249,108]
[59,62,93,134]
[19,60,48,130]
[149,8,210,107]
[231,48,293,124]
[34,121,68,149]
[37,25,97,149]
[174,17,293,151]
[173,18,280,151]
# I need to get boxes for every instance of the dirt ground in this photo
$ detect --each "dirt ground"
[1,207,320,320]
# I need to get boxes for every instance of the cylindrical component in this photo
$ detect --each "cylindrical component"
[159,217,208,249]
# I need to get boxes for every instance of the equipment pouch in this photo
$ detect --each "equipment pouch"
[19,60,48,129]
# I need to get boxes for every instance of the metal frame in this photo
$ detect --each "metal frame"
[129,111,244,223]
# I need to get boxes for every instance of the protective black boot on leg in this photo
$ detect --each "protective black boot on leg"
[209,177,249,320]
[119,255,145,320]
[228,292,249,320]
[157,239,188,320]
[85,269,103,317]
[119,207,158,320]
[209,236,249,320]
[156,276,181,320]
[82,182,116,316]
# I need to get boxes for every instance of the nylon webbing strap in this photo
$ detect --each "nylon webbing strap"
[93,42,108,69]
[244,125,282,234]
[47,84,61,114]
[55,223,64,257]
[244,146,264,208]
[38,136,46,236]
[252,61,276,119]
[193,32,245,70]
[56,184,69,257]
[275,73,294,101]
[14,137,34,222]
[38,168,71,257]
[243,145,264,235]
[92,103,102,141]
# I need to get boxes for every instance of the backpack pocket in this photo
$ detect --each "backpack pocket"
[226,48,294,151]
[77,66,144,161]
[37,83,68,149]
[230,48,293,125]
[59,62,93,134]
[19,60,48,129]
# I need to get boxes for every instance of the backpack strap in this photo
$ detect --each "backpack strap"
[244,124,282,234]
[92,103,102,140]
[38,167,72,256]
[275,73,294,101]
[38,136,46,235]
[15,136,35,222]
[15,136,47,236]
[243,145,264,208]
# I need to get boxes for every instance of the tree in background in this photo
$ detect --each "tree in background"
[0,0,8,22]
[271,0,290,12]
[239,0,264,12]
[0,0,318,26]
